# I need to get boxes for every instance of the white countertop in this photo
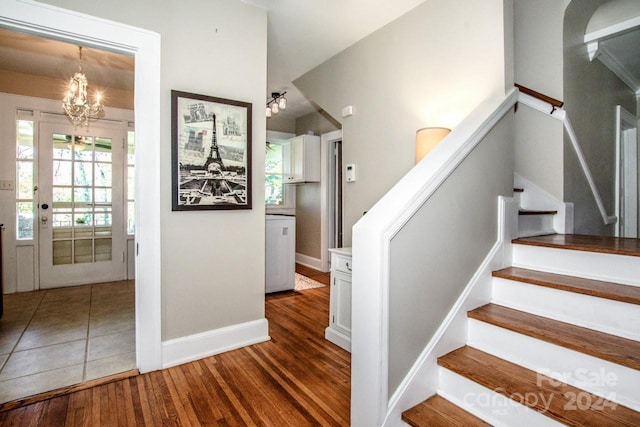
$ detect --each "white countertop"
[329,247,352,256]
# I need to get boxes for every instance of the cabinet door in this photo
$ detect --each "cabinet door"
[290,136,304,183]
[332,273,352,335]
[282,139,293,183]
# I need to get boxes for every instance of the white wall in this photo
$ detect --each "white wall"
[294,0,509,246]
[513,0,570,201]
[40,0,268,341]
[563,0,636,235]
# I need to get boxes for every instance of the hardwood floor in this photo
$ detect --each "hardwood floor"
[513,234,640,257]
[296,263,331,286]
[0,267,350,426]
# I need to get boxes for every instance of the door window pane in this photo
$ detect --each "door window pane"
[74,239,93,263]
[95,137,112,162]
[73,136,94,161]
[53,161,72,186]
[17,161,33,199]
[53,187,72,203]
[52,134,73,160]
[17,121,34,160]
[16,120,35,240]
[73,187,92,204]
[95,238,112,261]
[74,162,93,186]
[94,163,112,187]
[53,240,72,265]
[17,202,34,240]
[95,188,112,203]
[127,201,135,235]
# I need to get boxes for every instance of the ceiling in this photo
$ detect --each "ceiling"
[252,0,427,127]
[0,0,426,127]
[0,28,134,91]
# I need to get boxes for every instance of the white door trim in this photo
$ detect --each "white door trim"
[0,0,162,373]
[320,129,343,272]
[615,105,638,238]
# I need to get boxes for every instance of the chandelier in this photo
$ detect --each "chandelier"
[62,46,104,126]
[265,91,287,118]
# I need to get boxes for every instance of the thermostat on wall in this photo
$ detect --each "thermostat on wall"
[346,164,356,182]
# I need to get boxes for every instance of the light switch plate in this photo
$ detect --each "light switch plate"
[0,180,14,190]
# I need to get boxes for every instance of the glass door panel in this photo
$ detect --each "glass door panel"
[39,123,124,288]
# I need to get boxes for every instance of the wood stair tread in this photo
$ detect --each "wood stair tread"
[438,346,640,426]
[402,395,490,427]
[492,267,640,305]
[518,209,558,215]
[513,234,640,257]
[468,304,640,370]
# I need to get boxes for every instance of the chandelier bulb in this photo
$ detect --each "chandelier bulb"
[62,45,105,126]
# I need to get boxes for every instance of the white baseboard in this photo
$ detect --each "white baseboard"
[162,318,270,369]
[325,327,351,352]
[295,253,325,271]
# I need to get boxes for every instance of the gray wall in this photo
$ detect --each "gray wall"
[388,112,514,396]
[294,111,340,259]
[294,0,509,246]
[563,0,636,235]
[513,0,570,200]
[42,0,268,341]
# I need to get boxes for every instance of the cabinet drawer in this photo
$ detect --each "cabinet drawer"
[333,255,353,275]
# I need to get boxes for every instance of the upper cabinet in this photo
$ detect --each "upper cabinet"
[283,134,320,183]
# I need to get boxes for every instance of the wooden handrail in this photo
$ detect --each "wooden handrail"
[515,83,564,109]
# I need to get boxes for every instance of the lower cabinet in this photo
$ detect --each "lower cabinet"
[325,248,352,352]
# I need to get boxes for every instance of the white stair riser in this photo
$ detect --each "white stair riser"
[512,245,640,286]
[517,214,555,238]
[438,367,562,427]
[467,319,640,411]
[492,278,640,341]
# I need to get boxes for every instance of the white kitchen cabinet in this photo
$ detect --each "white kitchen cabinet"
[283,134,320,183]
[325,247,352,352]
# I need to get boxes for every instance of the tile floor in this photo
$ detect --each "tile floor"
[0,280,136,404]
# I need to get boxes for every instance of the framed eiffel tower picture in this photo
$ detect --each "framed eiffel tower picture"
[171,90,252,211]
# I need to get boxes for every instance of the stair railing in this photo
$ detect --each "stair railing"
[351,89,519,426]
[516,84,617,225]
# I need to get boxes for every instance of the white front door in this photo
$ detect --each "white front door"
[38,122,126,288]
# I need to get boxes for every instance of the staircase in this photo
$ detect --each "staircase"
[514,187,558,237]
[402,234,640,426]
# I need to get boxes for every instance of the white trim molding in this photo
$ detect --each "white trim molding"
[295,252,323,271]
[0,0,163,373]
[162,319,270,369]
[321,129,343,272]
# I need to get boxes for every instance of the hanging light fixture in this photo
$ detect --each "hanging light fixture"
[62,46,104,126]
[266,91,287,117]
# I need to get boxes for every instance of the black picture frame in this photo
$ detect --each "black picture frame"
[171,90,252,211]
